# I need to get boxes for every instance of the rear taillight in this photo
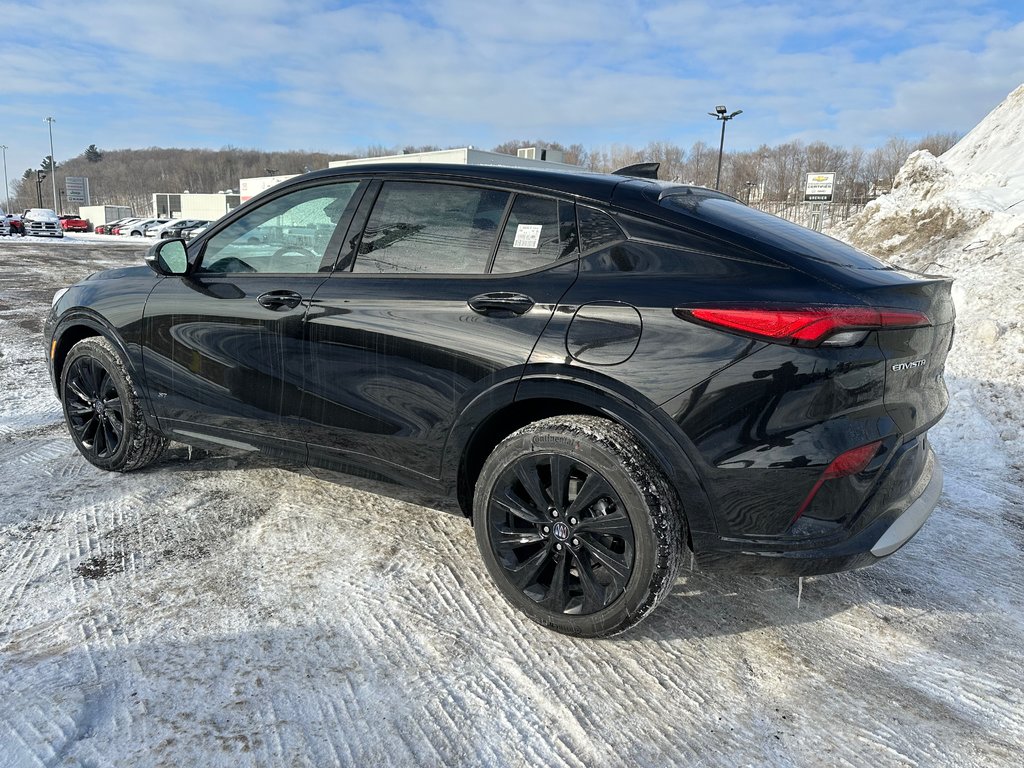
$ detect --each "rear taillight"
[791,440,882,525]
[674,307,930,347]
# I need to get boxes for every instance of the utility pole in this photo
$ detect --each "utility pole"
[44,117,58,212]
[0,144,9,213]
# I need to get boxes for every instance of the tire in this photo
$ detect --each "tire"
[61,337,168,471]
[473,415,685,637]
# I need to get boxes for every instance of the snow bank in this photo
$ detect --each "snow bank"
[833,83,1024,466]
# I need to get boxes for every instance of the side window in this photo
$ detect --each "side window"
[199,182,359,274]
[578,206,625,253]
[354,182,509,274]
[491,195,578,274]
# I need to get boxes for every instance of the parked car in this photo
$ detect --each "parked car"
[95,217,136,235]
[22,208,63,238]
[182,223,209,241]
[144,219,178,237]
[59,214,90,232]
[111,218,144,235]
[1,212,24,236]
[44,163,953,637]
[121,218,171,237]
[156,219,209,239]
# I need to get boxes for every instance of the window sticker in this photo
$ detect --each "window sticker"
[513,224,543,249]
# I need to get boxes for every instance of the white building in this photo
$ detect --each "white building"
[328,147,576,171]
[239,174,299,203]
[152,192,241,220]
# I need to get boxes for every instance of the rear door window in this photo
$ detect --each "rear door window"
[353,182,509,274]
[490,195,578,273]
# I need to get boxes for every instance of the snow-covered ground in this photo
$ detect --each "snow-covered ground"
[3,85,1024,764]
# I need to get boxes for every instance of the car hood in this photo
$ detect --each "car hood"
[82,265,155,282]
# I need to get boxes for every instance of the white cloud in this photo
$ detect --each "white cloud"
[1,0,1022,179]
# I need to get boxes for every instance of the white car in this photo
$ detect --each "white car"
[121,218,171,237]
[111,218,144,235]
[144,218,182,237]
[22,208,64,238]
[183,224,210,241]
[155,219,209,239]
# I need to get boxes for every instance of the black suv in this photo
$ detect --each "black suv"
[45,164,952,636]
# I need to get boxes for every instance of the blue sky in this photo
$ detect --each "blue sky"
[1,0,1023,187]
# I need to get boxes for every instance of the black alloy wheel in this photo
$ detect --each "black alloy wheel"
[61,337,167,471]
[489,454,636,615]
[65,354,125,460]
[474,416,685,637]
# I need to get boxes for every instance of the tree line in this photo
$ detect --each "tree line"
[490,133,960,203]
[6,133,960,215]
[7,146,342,214]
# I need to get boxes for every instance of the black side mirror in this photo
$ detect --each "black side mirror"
[145,238,189,276]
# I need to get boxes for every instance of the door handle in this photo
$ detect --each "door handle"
[467,292,535,316]
[257,290,303,310]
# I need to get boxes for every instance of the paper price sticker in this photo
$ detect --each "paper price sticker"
[513,224,543,249]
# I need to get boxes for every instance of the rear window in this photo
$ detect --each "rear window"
[491,195,577,273]
[660,195,890,270]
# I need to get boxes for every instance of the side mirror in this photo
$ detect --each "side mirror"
[145,238,189,276]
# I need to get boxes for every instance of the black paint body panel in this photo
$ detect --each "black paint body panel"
[45,162,954,577]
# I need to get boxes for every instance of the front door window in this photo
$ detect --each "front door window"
[199,182,360,274]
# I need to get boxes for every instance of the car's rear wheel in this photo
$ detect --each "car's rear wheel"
[61,337,167,471]
[473,416,685,637]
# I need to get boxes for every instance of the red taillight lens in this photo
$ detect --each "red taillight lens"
[675,307,930,346]
[821,441,881,480]
[792,440,883,524]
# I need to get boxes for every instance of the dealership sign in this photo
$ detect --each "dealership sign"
[65,176,91,205]
[804,172,835,202]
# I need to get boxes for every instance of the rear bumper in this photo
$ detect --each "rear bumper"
[695,445,942,576]
[870,458,942,557]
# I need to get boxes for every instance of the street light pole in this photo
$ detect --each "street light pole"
[708,105,743,191]
[36,171,47,207]
[44,117,58,212]
[0,144,9,214]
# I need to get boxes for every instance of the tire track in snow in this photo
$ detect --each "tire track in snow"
[2,241,1024,766]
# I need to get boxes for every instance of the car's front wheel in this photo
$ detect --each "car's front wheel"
[473,416,685,637]
[61,337,167,471]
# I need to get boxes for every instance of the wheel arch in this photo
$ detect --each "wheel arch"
[446,373,717,540]
[51,312,159,431]
[52,313,129,385]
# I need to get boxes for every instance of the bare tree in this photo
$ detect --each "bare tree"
[914,131,961,157]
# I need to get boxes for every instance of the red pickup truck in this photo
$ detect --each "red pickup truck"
[59,215,90,232]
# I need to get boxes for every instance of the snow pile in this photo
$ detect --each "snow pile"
[834,84,1024,466]
[942,84,1024,207]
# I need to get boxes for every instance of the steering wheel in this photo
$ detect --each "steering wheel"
[270,245,318,264]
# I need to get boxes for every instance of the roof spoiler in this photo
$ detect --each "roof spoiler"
[612,162,660,180]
